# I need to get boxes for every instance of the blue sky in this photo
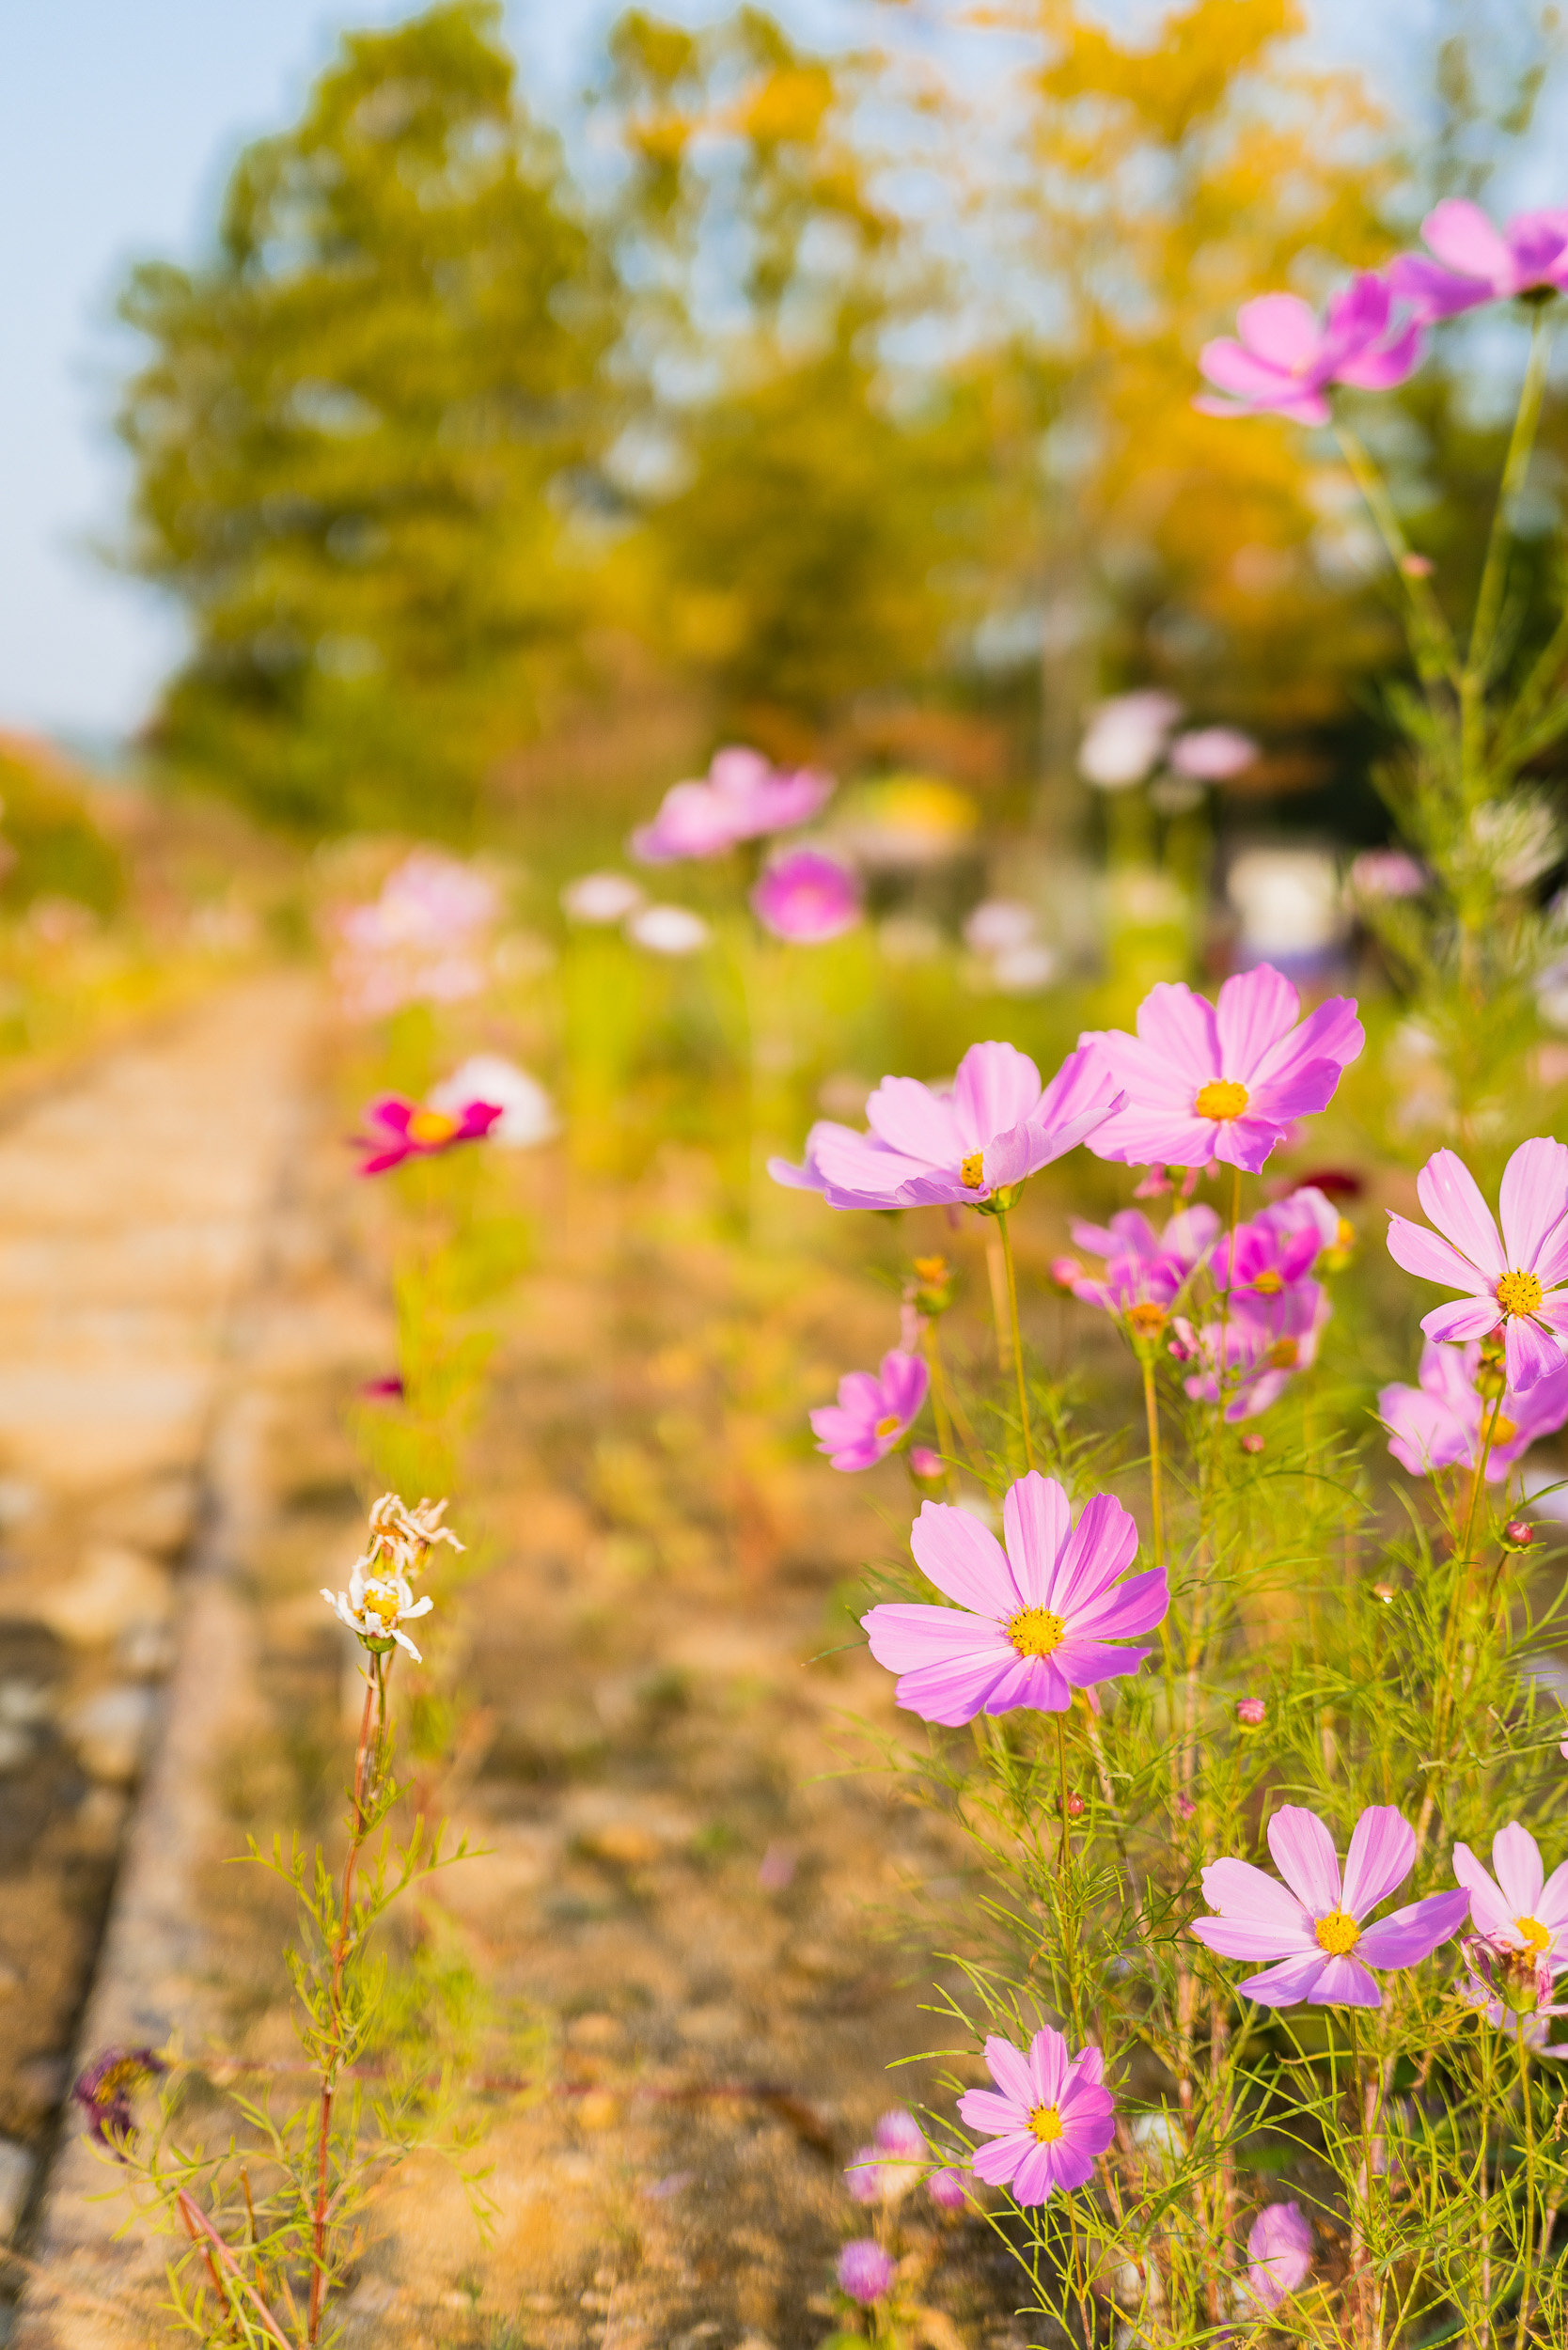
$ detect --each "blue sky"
[0,0,1559,745]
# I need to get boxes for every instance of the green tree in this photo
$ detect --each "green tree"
[117,0,618,836]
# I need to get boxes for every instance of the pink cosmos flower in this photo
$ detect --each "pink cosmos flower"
[332,850,498,1020]
[957,2027,1115,2204]
[1453,1823,1568,1973]
[846,2108,926,2204]
[1350,848,1426,901]
[1053,1203,1220,1325]
[1222,1186,1341,1306]
[1459,1952,1567,2050]
[1080,965,1364,1175]
[631,746,833,864]
[1169,726,1258,781]
[770,1040,1121,1210]
[909,1446,946,1482]
[862,1471,1167,1723]
[928,2166,967,2213]
[1379,1339,1568,1482]
[1386,1139,1568,1390]
[1175,1277,1330,1421]
[1078,692,1181,790]
[1197,274,1424,426]
[837,2239,896,2305]
[1246,2202,1312,2312]
[1191,1803,1472,2006]
[810,1350,928,1470]
[1389,200,1568,322]
[353,1093,502,1176]
[751,846,862,942]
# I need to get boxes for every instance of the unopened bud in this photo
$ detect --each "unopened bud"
[1240,1432,1264,1454]
[1399,552,1434,578]
[1501,1519,1535,1553]
[1065,1792,1085,1818]
[909,1447,945,1483]
[1373,1581,1397,1604]
[1235,1697,1266,1730]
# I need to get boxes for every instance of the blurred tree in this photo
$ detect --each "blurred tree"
[116,1,619,836]
[600,9,998,755]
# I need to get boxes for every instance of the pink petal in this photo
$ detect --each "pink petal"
[1268,1807,1341,1914]
[1247,994,1364,1092]
[1213,964,1300,1080]
[1535,1857,1568,1933]
[1421,1297,1503,1344]
[1044,1491,1139,1618]
[860,1602,1006,1674]
[1136,982,1222,1081]
[1066,2044,1105,2091]
[1041,2137,1097,2192]
[1336,321,1424,390]
[1416,1150,1505,1278]
[971,2131,1035,2188]
[1235,292,1323,370]
[1301,1954,1383,2006]
[1001,1473,1071,1608]
[1491,1821,1545,1916]
[958,2088,1027,2137]
[951,1041,1043,1152]
[1388,250,1490,321]
[1234,1952,1338,2005]
[878,1349,930,1421]
[1421,197,1513,284]
[1356,1889,1472,1967]
[1452,1844,1515,1943]
[1009,2141,1058,2205]
[1194,1857,1315,1956]
[1199,339,1298,400]
[887,1652,1021,1726]
[983,2034,1037,2107]
[864,1075,962,1167]
[1500,1138,1568,1272]
[808,1124,925,1209]
[1053,1635,1154,1688]
[982,1652,1073,1713]
[1504,1315,1565,1392]
[1341,1806,1416,1919]
[1063,1564,1168,1643]
[909,1502,1015,1613]
[1387,1211,1491,1294]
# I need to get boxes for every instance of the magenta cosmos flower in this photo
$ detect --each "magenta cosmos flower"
[631,746,833,863]
[862,1471,1167,1723]
[1081,965,1364,1175]
[771,1039,1121,1210]
[751,846,862,942]
[353,1093,502,1176]
[1175,1277,1329,1421]
[1192,1804,1471,2006]
[1453,1823,1568,1972]
[1390,199,1568,321]
[1386,1138,1568,1390]
[836,2239,896,2305]
[1197,274,1423,425]
[958,2028,1115,2204]
[810,1349,928,1471]
[1054,1203,1219,1330]
[1246,2202,1312,2312]
[1380,1338,1568,1482]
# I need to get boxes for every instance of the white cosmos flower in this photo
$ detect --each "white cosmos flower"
[321,1557,434,1660]
[429,1055,557,1149]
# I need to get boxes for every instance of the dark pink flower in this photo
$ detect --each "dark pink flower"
[751,847,862,943]
[771,1040,1121,1210]
[1379,1339,1568,1481]
[1081,965,1364,1175]
[1389,199,1568,321]
[927,2166,967,2213]
[632,746,833,864]
[1221,1186,1340,1306]
[1191,1803,1471,2006]
[360,1373,405,1402]
[1056,1203,1219,1324]
[1246,2201,1312,2311]
[837,2238,896,2305]
[863,1471,1167,1723]
[1197,275,1423,425]
[73,2046,166,2154]
[1176,1278,1330,1421]
[353,1093,503,1176]
[958,2026,1115,2204]
[1236,1697,1266,1728]
[810,1350,928,1471]
[1386,1138,1568,1390]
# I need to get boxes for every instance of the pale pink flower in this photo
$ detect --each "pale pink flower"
[1197,275,1423,425]
[1175,1277,1329,1420]
[1379,1339,1568,1481]
[1245,2201,1312,2311]
[771,1040,1121,1210]
[632,746,833,864]
[957,2027,1115,2204]
[1053,1203,1219,1324]
[333,850,498,1019]
[862,1471,1167,1723]
[1078,692,1181,790]
[810,1350,928,1471]
[751,846,861,942]
[1192,1803,1471,2006]
[1169,727,1257,781]
[1390,200,1568,321]
[845,2108,926,2204]
[1081,964,1364,1175]
[1386,1138,1568,1390]
[1452,1822,1568,1972]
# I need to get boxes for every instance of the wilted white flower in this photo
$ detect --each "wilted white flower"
[562,871,644,924]
[321,1558,433,1659]
[1169,726,1257,780]
[626,903,711,956]
[430,1054,557,1149]
[1078,691,1182,790]
[364,1493,463,1578]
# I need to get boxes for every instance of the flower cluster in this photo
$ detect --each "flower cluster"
[321,1491,460,1664]
[631,745,833,864]
[332,851,499,1021]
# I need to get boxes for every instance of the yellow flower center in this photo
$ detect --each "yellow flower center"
[407,1108,459,1147]
[1266,1339,1299,1370]
[1009,1606,1066,1658]
[1515,1914,1552,1954]
[1126,1303,1168,1337]
[914,1255,949,1281]
[1336,1218,1356,1250]
[1251,1269,1283,1295]
[363,1586,401,1627]
[1314,1908,1360,1956]
[874,1415,902,1438]
[960,1152,986,1189]
[1492,1416,1518,1446]
[1195,1079,1249,1121]
[1028,2104,1064,2143]
[1496,1268,1544,1318]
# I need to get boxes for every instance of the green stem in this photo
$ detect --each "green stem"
[1335,420,1460,688]
[1468,311,1555,692]
[995,1206,1035,1473]
[1514,2030,1538,2350]
[1055,1708,1071,1875]
[1141,1354,1165,1570]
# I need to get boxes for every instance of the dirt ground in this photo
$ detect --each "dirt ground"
[0,980,1050,2349]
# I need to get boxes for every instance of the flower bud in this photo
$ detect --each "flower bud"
[1501,1519,1535,1553]
[1065,1792,1085,1818]
[909,1447,946,1484]
[1235,1697,1266,1730]
[1240,1432,1264,1454]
